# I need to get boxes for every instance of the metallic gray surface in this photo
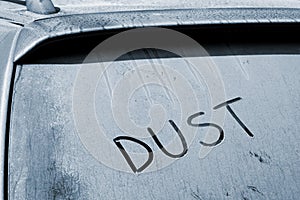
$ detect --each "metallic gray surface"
[0,21,20,200]
[2,0,300,24]
[26,0,57,14]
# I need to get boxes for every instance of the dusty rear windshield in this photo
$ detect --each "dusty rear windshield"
[8,27,300,199]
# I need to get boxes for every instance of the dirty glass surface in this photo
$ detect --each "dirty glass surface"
[8,54,300,199]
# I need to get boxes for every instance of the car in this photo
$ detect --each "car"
[1,0,300,199]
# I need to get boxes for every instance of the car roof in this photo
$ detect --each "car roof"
[2,1,300,62]
[10,7,300,61]
[2,0,300,25]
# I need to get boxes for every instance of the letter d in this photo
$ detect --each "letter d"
[113,136,154,173]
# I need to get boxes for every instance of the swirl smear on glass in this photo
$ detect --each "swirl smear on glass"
[72,27,226,173]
